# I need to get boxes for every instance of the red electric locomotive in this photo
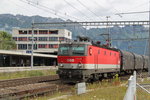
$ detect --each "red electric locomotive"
[57,37,121,83]
[57,37,148,83]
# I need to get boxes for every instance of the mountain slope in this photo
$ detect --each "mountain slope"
[0,14,148,55]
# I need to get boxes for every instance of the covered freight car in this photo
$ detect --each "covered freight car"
[120,50,148,72]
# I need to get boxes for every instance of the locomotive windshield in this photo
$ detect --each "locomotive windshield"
[58,44,86,56]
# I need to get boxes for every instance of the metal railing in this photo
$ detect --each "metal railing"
[124,71,136,100]
[124,71,150,100]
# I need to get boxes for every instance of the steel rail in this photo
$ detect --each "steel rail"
[0,75,59,88]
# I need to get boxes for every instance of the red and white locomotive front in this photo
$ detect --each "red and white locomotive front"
[57,42,90,82]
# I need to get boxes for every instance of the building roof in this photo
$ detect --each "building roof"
[13,28,71,31]
[0,50,57,58]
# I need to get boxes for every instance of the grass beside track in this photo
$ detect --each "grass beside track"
[63,80,127,100]
[34,79,127,100]
[34,77,150,100]
[0,69,56,80]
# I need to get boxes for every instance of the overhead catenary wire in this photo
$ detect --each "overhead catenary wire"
[92,0,106,10]
[116,11,149,15]
[8,0,35,15]
[64,0,93,21]
[93,0,119,15]
[76,0,103,20]
[20,0,67,20]
[20,0,83,21]
[124,1,149,13]
[92,0,123,18]
[114,1,148,18]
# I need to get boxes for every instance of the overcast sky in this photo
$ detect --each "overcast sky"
[0,0,149,21]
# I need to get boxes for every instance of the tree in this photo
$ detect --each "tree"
[0,31,16,50]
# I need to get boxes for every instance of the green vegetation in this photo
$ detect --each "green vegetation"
[62,80,150,100]
[0,69,56,80]
[34,79,126,100]
[32,92,65,100]
[136,77,150,100]
[137,89,150,100]
[0,31,16,50]
[63,80,126,100]
[138,77,150,84]
[65,86,126,100]
[34,77,150,100]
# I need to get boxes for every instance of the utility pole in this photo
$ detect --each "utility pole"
[31,22,34,68]
[106,16,111,47]
[148,0,150,76]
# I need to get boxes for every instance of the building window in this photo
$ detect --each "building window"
[39,37,48,41]
[28,44,37,50]
[59,37,65,41]
[18,44,27,50]
[34,30,37,34]
[28,30,38,34]
[34,37,38,41]
[18,37,27,41]
[49,37,58,41]
[39,30,48,34]
[19,30,27,34]
[53,44,58,48]
[38,44,48,48]
[28,37,37,41]
[28,44,31,50]
[49,30,58,34]
[29,30,32,34]
[49,44,58,48]
[13,37,17,41]
[34,44,37,49]
[68,32,70,36]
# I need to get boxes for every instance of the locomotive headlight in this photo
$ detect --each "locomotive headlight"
[78,63,82,68]
[60,64,63,67]
[78,64,81,67]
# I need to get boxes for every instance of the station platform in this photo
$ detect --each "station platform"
[0,66,58,73]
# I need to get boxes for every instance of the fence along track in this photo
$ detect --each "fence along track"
[0,75,59,88]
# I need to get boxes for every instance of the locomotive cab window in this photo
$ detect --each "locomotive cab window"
[72,45,85,56]
[58,44,86,56]
[58,46,69,55]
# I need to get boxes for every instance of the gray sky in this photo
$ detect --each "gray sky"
[0,0,149,21]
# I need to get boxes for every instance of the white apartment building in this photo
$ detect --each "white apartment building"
[12,28,72,53]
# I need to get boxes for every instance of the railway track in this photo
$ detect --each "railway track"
[0,75,67,100]
[0,82,71,100]
[0,72,148,100]
[0,75,59,89]
[0,75,73,100]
